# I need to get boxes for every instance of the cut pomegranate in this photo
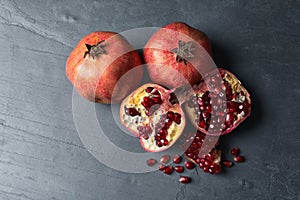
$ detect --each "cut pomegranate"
[231,147,240,155]
[234,155,245,163]
[184,68,251,135]
[120,83,185,152]
[184,131,222,174]
[172,155,182,164]
[174,166,184,173]
[179,176,191,184]
[163,166,174,175]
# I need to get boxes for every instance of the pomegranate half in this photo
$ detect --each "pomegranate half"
[184,68,251,135]
[120,83,185,152]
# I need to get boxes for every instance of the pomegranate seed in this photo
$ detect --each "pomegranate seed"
[184,161,195,169]
[234,155,245,163]
[163,166,173,175]
[174,166,184,173]
[173,113,181,124]
[158,164,165,171]
[124,107,141,116]
[146,159,157,166]
[231,147,240,155]
[145,87,154,93]
[172,155,182,164]
[179,176,191,184]
[160,155,170,164]
[222,160,233,168]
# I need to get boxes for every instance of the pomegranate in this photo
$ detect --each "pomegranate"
[184,68,251,135]
[120,83,186,152]
[184,131,222,174]
[184,161,195,169]
[144,22,214,88]
[66,31,143,104]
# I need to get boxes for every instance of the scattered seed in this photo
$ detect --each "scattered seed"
[160,155,170,164]
[172,155,182,164]
[146,159,157,166]
[174,166,184,173]
[231,147,240,155]
[179,176,191,184]
[222,160,233,167]
[234,155,245,163]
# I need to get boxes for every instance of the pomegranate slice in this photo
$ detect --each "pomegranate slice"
[120,83,185,152]
[184,68,251,135]
[184,131,222,174]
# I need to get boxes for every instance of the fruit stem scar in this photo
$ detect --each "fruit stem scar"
[84,40,108,59]
[170,40,195,65]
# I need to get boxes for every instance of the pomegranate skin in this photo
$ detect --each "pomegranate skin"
[66,32,143,104]
[144,22,214,88]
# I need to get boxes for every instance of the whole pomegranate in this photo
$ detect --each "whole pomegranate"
[66,32,143,104]
[143,22,214,88]
[184,68,251,135]
[120,83,185,152]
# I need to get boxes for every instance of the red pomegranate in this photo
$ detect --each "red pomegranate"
[66,32,143,104]
[184,68,251,135]
[144,22,214,88]
[120,83,185,152]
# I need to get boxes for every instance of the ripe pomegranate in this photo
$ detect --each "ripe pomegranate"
[120,83,185,152]
[184,68,251,135]
[143,22,214,88]
[66,31,143,104]
[184,131,222,174]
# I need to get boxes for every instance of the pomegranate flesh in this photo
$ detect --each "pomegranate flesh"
[184,68,251,135]
[120,83,185,152]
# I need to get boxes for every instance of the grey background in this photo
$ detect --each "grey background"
[0,0,299,199]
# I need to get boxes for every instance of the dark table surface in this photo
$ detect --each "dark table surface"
[0,0,299,199]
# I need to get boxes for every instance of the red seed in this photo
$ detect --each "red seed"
[145,87,154,93]
[163,166,173,175]
[158,164,165,171]
[173,113,181,124]
[231,147,240,155]
[179,176,191,184]
[160,155,170,164]
[184,161,195,169]
[172,155,182,164]
[174,166,184,173]
[146,159,157,166]
[222,160,233,168]
[234,155,245,163]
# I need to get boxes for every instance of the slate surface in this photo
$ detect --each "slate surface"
[0,0,299,199]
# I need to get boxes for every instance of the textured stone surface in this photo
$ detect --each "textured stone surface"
[0,0,299,199]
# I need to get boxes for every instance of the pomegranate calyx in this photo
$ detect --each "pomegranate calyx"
[84,40,107,59]
[170,40,194,65]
